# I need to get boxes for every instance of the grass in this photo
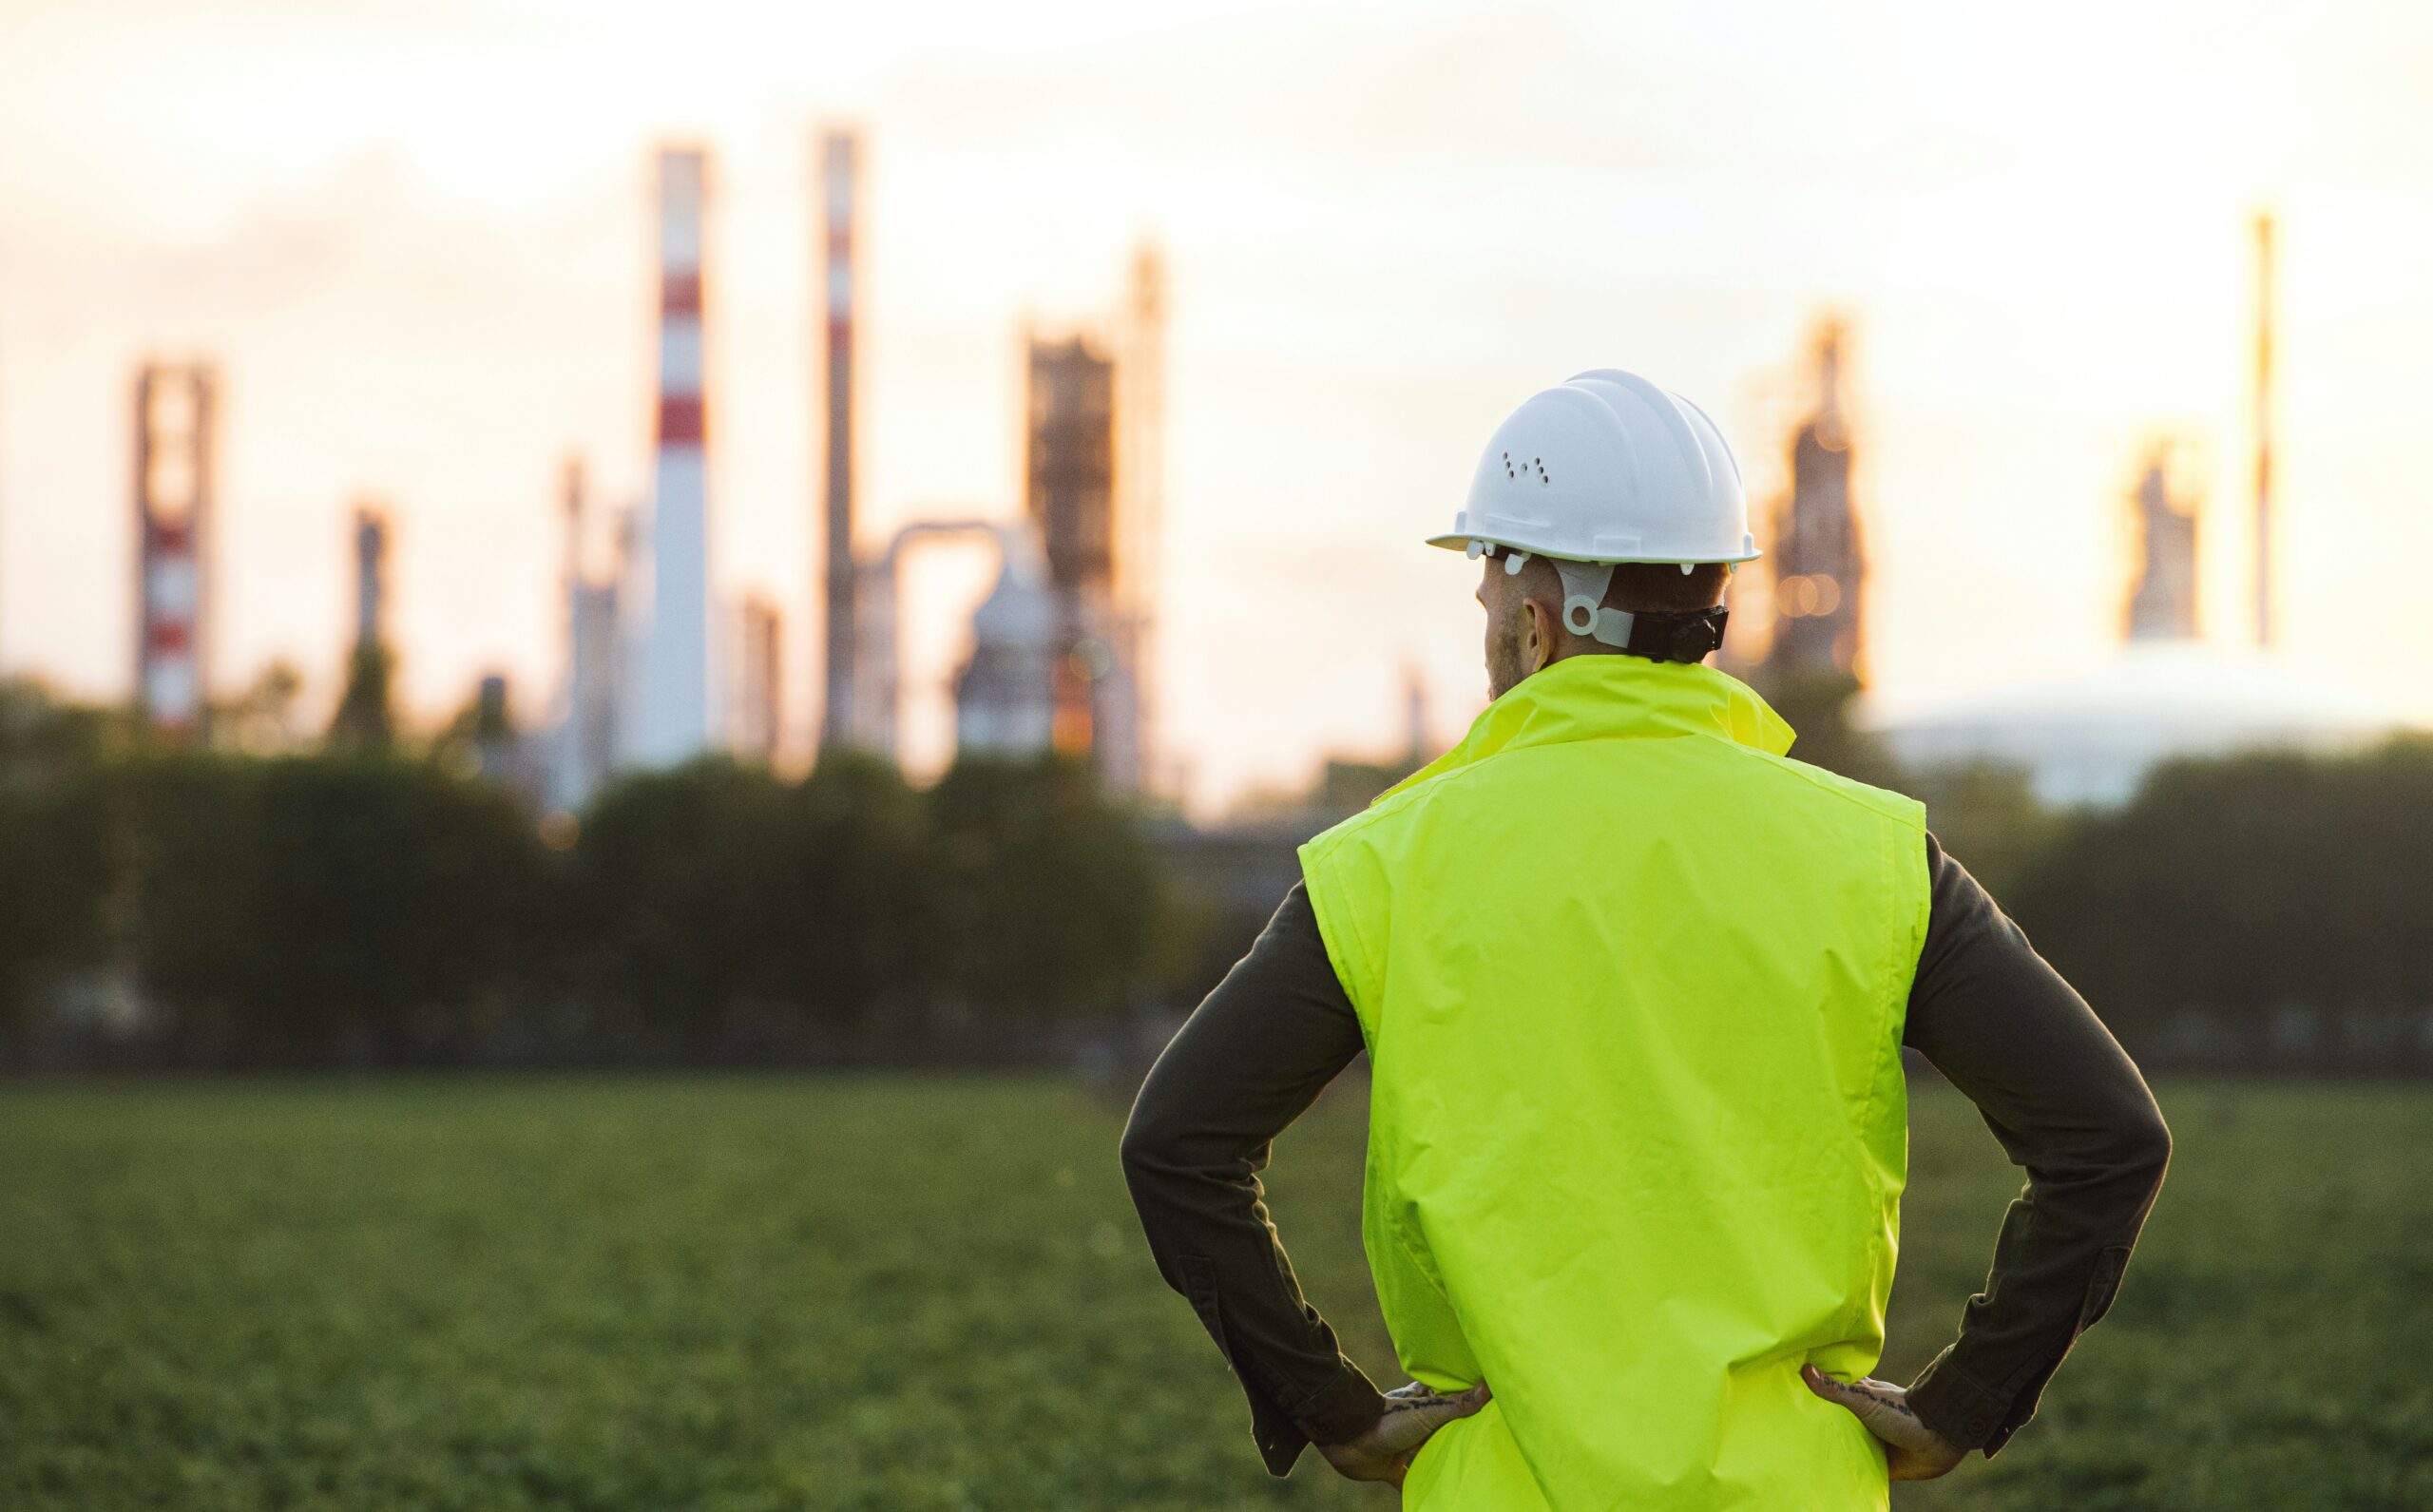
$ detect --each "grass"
[2,1074,2429,1509]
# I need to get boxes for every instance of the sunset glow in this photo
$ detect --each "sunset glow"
[4,0,2429,812]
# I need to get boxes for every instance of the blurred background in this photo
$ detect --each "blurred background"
[3,1,2430,1507]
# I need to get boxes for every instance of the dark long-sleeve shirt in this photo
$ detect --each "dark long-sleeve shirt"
[1120,833,2171,1477]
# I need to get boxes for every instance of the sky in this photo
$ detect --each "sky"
[3,0,2430,813]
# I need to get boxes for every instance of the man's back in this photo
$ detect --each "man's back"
[1123,366,2168,1501]
[1298,655,1925,1508]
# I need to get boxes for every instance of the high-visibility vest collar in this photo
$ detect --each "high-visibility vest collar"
[1380,654,1796,809]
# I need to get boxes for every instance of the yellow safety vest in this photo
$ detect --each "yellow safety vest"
[1297,654,1928,1509]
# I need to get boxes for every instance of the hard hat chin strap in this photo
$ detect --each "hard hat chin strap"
[1553,560,1628,646]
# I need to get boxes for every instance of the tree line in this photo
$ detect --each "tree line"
[0,680,1179,1070]
[3,672,2428,1074]
[2002,738,2433,1073]
[1761,668,2433,1075]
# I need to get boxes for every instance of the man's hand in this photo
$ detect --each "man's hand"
[1800,1363,1968,1481]
[1317,1380,1492,1486]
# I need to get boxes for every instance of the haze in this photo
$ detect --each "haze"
[4,0,2430,812]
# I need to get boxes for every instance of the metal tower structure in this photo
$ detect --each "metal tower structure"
[2124,445,2199,642]
[550,458,624,812]
[1025,333,1117,760]
[1759,323,1867,680]
[328,500,397,750]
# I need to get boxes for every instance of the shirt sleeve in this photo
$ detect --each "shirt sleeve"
[1898,832,2173,1456]
[1119,881,1386,1477]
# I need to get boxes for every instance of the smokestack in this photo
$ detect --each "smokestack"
[353,505,388,652]
[2252,212,2276,651]
[1107,239,1167,795]
[550,458,588,812]
[738,595,782,761]
[560,456,585,605]
[134,362,215,737]
[818,129,859,753]
[632,146,715,765]
[475,672,516,783]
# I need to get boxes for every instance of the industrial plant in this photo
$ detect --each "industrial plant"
[516,129,1170,812]
[100,136,2399,828]
[107,125,1173,813]
[1869,212,2403,804]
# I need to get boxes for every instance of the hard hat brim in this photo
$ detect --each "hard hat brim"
[1426,530,1761,565]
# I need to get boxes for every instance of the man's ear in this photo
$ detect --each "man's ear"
[1523,596,1556,672]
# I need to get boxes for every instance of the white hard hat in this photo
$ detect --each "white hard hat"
[1428,370,1758,652]
[1429,369,1758,567]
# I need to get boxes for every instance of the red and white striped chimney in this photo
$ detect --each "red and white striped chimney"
[134,362,215,738]
[631,146,715,764]
[818,129,859,752]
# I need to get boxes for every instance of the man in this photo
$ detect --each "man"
[1121,370,2171,1506]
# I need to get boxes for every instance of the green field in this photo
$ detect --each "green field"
[3,1075,2428,1510]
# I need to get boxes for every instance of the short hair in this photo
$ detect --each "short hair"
[1515,557,1730,619]
[1608,561,1730,614]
